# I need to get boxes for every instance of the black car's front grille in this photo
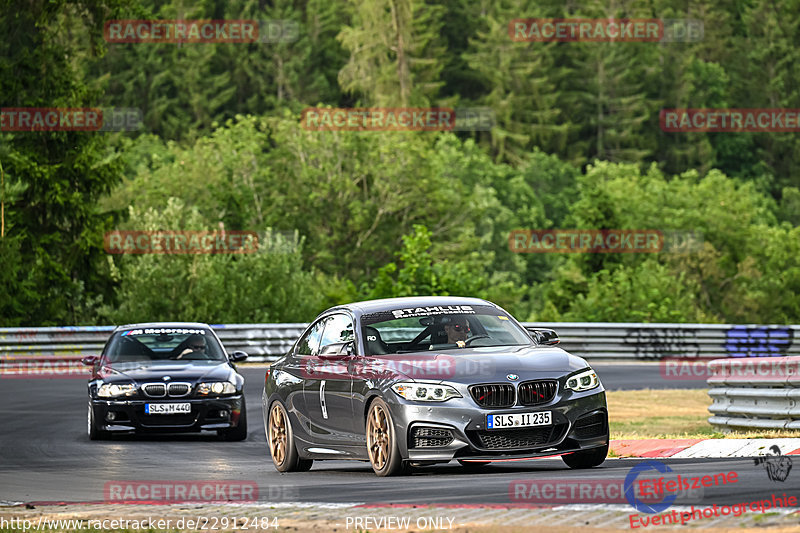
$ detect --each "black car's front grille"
[143,383,166,397]
[573,411,608,439]
[142,382,192,398]
[410,427,454,448]
[518,380,557,406]
[167,383,191,397]
[471,423,568,450]
[469,384,515,408]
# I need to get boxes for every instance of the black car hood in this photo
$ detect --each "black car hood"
[98,361,234,383]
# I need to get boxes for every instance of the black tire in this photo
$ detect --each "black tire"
[562,444,608,469]
[365,397,404,477]
[87,404,110,441]
[266,400,313,472]
[220,401,248,441]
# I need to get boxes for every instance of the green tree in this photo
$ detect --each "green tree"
[0,0,133,325]
[365,224,487,298]
[337,0,446,106]
[101,199,323,323]
[462,0,567,164]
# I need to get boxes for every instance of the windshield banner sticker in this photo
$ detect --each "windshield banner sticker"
[391,305,475,319]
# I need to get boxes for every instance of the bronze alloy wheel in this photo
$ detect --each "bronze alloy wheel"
[367,403,389,469]
[265,398,313,472]
[268,403,287,467]
[366,398,403,476]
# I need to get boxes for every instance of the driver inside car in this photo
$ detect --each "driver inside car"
[176,334,207,359]
[444,317,470,347]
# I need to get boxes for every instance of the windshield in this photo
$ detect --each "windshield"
[360,304,532,354]
[104,327,227,363]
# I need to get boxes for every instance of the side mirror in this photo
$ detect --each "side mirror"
[230,351,248,363]
[319,341,354,358]
[81,355,99,366]
[529,328,560,346]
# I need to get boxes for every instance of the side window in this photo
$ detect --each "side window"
[319,314,354,348]
[296,319,326,356]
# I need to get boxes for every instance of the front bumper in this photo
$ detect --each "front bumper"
[89,396,244,433]
[391,390,608,462]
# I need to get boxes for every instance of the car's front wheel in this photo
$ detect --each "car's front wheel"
[561,444,608,469]
[266,400,312,472]
[366,398,404,477]
[87,404,110,441]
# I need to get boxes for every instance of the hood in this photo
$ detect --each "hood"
[357,345,591,384]
[97,360,234,383]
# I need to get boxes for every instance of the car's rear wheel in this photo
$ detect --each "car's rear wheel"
[366,398,403,477]
[87,404,110,441]
[267,400,312,472]
[561,444,608,469]
[219,401,248,441]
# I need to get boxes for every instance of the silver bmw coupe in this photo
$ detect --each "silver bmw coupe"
[263,296,608,476]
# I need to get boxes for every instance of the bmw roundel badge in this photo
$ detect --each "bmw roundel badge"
[507,373,519,381]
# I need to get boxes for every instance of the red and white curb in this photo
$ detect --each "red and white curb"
[612,438,800,458]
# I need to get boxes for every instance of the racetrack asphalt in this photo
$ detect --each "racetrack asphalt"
[2,363,795,509]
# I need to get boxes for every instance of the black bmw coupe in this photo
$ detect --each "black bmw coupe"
[83,323,248,440]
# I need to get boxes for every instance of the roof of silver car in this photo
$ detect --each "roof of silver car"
[334,296,496,315]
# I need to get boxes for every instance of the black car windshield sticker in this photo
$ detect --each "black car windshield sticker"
[361,305,503,326]
[391,305,475,319]
[122,328,206,336]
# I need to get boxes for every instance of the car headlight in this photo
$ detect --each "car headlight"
[392,382,461,402]
[97,383,137,398]
[196,381,237,396]
[565,369,600,392]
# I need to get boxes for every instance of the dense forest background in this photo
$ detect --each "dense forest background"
[2,0,799,326]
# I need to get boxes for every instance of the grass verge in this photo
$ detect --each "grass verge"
[606,389,800,440]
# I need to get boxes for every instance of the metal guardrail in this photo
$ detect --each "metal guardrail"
[0,322,797,363]
[0,324,307,362]
[707,356,800,430]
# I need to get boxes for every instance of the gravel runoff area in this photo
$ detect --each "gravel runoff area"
[1,501,800,532]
